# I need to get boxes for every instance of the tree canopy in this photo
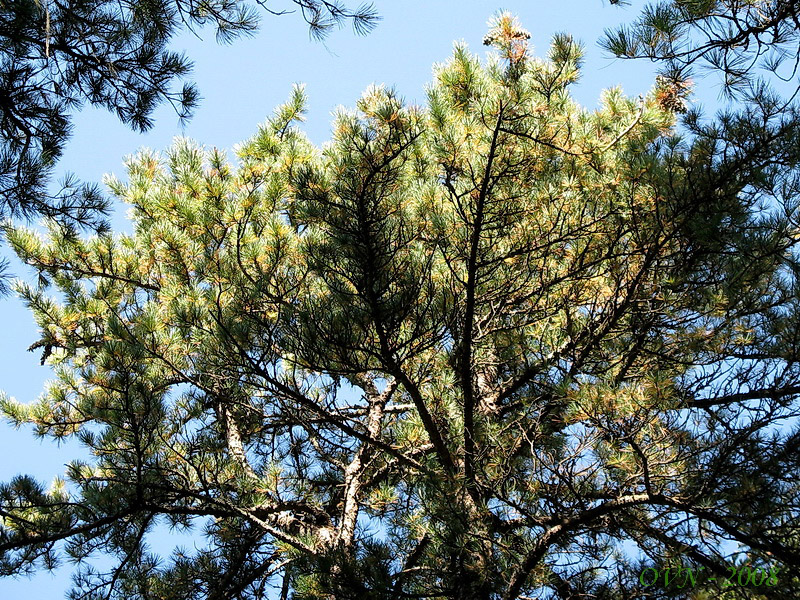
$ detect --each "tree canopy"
[3,12,800,600]
[603,0,800,99]
[0,0,378,231]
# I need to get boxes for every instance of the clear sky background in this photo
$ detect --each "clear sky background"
[0,1,727,596]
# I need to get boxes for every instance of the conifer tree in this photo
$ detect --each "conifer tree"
[603,0,800,100]
[0,0,378,231]
[3,12,800,600]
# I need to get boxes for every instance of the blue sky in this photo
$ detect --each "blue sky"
[0,1,712,596]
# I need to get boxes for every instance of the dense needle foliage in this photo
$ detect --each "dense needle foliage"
[3,13,800,600]
[0,0,378,230]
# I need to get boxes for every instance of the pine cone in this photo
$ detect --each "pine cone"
[655,75,692,114]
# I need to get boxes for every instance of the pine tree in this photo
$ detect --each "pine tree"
[0,0,379,232]
[602,0,800,99]
[3,12,800,600]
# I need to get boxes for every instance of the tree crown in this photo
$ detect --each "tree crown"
[3,12,800,600]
